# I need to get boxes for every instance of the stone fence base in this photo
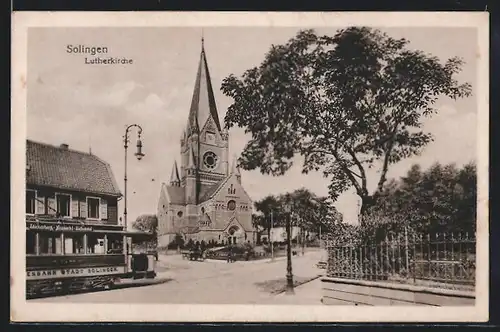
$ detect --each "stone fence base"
[321,277,475,306]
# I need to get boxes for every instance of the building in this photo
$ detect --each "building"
[25,140,124,256]
[157,40,255,248]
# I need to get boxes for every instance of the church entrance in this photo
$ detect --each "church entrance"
[227,226,240,245]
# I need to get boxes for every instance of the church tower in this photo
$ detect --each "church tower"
[180,37,229,205]
[157,36,256,248]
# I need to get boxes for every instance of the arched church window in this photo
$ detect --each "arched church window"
[177,211,183,218]
[227,200,236,211]
[201,207,205,214]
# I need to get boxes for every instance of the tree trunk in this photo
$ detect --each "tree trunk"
[359,195,377,224]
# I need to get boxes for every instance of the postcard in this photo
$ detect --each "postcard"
[11,11,489,322]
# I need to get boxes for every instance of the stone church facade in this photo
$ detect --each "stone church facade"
[157,40,255,248]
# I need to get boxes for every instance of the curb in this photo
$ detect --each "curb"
[273,275,322,296]
[113,277,172,288]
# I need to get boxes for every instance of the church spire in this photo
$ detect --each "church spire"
[186,37,222,135]
[201,30,205,52]
[169,160,180,186]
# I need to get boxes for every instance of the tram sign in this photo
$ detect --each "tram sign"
[26,221,93,233]
[26,265,127,280]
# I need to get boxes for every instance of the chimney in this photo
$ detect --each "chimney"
[60,143,69,150]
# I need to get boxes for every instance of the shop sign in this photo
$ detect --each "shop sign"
[26,265,126,280]
[26,221,93,233]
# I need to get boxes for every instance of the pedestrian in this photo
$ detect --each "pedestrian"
[227,245,235,263]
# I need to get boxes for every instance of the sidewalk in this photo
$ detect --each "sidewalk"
[266,277,323,305]
[113,272,173,288]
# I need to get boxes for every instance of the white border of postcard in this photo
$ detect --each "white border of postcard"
[11,11,489,322]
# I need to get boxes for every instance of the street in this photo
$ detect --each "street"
[31,249,325,304]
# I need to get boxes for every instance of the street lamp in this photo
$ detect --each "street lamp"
[284,203,294,295]
[123,124,145,231]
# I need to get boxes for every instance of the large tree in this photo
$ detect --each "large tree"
[253,188,342,236]
[222,27,471,217]
[253,195,283,237]
[132,214,158,246]
[370,162,477,236]
[279,188,342,234]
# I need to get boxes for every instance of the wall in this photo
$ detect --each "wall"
[321,277,475,306]
[27,185,119,224]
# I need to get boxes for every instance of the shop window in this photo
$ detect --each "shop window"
[87,234,106,254]
[56,194,71,217]
[64,234,85,254]
[87,197,100,219]
[39,233,62,255]
[26,232,36,255]
[107,235,124,254]
[26,190,36,215]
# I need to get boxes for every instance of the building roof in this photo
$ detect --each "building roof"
[165,184,185,205]
[198,177,229,202]
[186,40,222,134]
[169,160,180,184]
[26,140,122,196]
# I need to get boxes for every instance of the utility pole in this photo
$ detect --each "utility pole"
[302,227,305,256]
[319,225,322,248]
[284,204,294,295]
[270,210,274,261]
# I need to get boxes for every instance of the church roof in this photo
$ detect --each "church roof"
[198,177,231,203]
[165,184,185,205]
[187,39,222,133]
[169,160,180,184]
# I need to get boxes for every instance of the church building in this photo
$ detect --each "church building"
[157,39,255,248]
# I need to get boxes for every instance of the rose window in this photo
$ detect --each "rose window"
[203,151,218,169]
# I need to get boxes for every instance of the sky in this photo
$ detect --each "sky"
[27,26,478,228]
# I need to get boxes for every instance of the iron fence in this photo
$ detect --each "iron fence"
[325,231,476,290]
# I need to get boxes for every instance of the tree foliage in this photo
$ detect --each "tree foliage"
[132,214,158,246]
[374,162,477,235]
[222,27,472,215]
[252,188,343,235]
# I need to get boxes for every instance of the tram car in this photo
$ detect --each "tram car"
[25,218,157,298]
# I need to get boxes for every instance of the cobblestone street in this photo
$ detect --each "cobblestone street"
[31,249,325,304]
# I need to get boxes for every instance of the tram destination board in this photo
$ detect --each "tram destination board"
[26,265,127,280]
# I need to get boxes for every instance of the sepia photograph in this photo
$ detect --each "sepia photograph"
[11,12,489,322]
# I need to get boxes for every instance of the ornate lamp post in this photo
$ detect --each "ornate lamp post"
[123,124,145,231]
[284,203,294,295]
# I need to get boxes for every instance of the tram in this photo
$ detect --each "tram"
[26,216,157,298]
